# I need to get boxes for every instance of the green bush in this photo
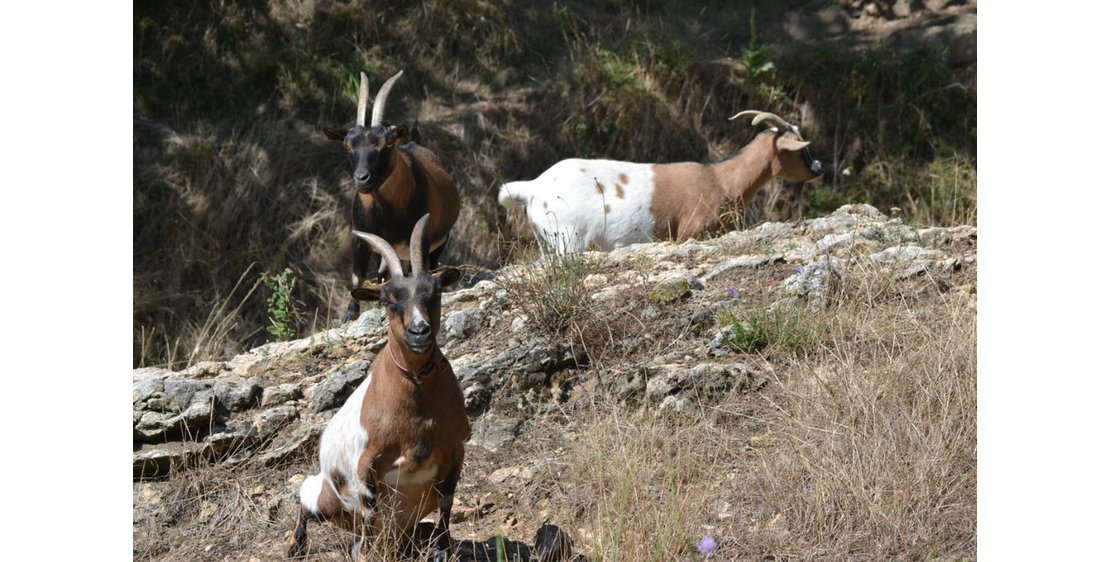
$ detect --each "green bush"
[261,268,298,341]
[721,305,820,354]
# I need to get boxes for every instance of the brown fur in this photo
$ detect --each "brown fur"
[293,259,466,558]
[355,345,469,532]
[649,131,817,240]
[356,146,458,259]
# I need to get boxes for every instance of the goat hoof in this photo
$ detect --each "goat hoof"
[285,536,306,559]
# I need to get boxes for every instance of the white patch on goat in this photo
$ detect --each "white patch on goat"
[299,473,325,514]
[299,369,374,515]
[411,305,428,327]
[500,159,656,253]
[382,456,439,488]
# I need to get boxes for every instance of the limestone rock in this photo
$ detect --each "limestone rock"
[443,307,483,343]
[261,383,301,407]
[252,405,298,437]
[469,413,523,451]
[212,376,262,413]
[644,362,764,409]
[310,360,370,412]
[702,254,785,282]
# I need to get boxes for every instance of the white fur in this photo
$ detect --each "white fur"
[299,370,373,516]
[498,159,657,253]
[411,305,427,326]
[299,473,325,513]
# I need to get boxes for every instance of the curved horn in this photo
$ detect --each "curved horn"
[356,72,370,128]
[352,230,404,279]
[728,110,763,122]
[753,113,804,140]
[370,70,404,127]
[730,110,804,140]
[409,213,431,276]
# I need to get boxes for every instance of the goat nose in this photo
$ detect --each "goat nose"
[408,322,431,336]
[354,171,370,182]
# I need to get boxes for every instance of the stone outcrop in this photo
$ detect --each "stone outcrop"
[133,204,976,480]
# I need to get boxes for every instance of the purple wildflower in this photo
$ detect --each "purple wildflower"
[795,265,804,275]
[725,288,740,299]
[696,534,718,558]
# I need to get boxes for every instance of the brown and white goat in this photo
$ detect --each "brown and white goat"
[324,70,460,322]
[288,215,467,561]
[497,111,823,253]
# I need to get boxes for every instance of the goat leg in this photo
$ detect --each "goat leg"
[430,465,460,562]
[286,506,313,558]
[343,238,374,322]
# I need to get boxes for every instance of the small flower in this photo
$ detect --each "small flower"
[795,265,804,275]
[725,288,740,299]
[696,534,718,558]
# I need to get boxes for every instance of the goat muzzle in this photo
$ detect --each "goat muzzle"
[404,324,434,354]
[804,147,823,175]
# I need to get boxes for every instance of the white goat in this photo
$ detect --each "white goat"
[498,111,822,253]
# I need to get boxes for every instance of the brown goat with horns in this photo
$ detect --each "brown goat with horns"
[324,70,460,322]
[288,214,468,561]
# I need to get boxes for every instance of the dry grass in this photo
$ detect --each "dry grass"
[531,265,976,560]
[135,260,975,561]
[134,1,976,368]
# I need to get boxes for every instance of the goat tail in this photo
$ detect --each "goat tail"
[497,181,531,210]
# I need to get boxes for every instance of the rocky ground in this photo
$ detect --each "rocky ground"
[133,204,976,560]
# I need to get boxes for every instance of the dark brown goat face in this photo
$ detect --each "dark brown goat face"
[351,267,461,354]
[771,132,823,183]
[324,124,409,193]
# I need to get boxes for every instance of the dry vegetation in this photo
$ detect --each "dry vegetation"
[134,2,975,558]
[134,0,976,370]
[135,249,976,560]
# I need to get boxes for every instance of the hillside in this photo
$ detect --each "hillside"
[133,204,977,560]
[133,0,976,369]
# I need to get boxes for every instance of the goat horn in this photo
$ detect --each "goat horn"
[353,230,404,279]
[730,110,805,140]
[728,110,763,122]
[370,70,404,127]
[356,72,370,128]
[752,112,804,140]
[409,213,431,276]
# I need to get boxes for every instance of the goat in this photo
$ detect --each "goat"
[288,214,467,561]
[324,70,460,322]
[497,111,822,253]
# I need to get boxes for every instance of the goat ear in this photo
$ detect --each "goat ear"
[776,137,811,152]
[392,125,409,143]
[351,287,382,302]
[434,267,462,290]
[323,127,346,142]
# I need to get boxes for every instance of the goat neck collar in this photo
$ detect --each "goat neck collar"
[387,341,441,385]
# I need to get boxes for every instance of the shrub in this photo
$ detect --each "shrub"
[261,268,298,341]
[495,245,596,334]
[719,304,821,354]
